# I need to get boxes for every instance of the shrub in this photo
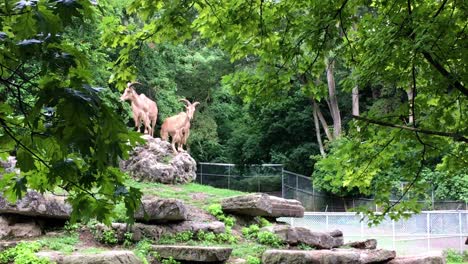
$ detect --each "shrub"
[246,256,261,264]
[207,203,236,227]
[123,232,134,248]
[242,224,260,240]
[257,231,282,248]
[444,249,463,263]
[0,242,52,264]
[39,233,80,253]
[99,229,118,245]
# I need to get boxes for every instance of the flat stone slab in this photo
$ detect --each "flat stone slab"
[344,239,377,249]
[387,255,445,264]
[152,245,232,262]
[0,191,71,219]
[135,196,188,222]
[262,249,396,264]
[0,215,42,239]
[36,250,142,264]
[221,193,304,218]
[261,225,343,249]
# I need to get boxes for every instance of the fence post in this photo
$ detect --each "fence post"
[360,213,364,239]
[281,167,285,198]
[200,163,203,185]
[426,212,430,252]
[392,219,396,250]
[459,212,463,253]
[228,165,231,189]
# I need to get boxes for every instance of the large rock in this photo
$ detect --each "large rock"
[96,220,225,242]
[0,215,42,239]
[261,225,343,249]
[0,191,71,219]
[120,137,196,184]
[135,196,187,222]
[36,250,142,264]
[221,193,304,218]
[262,249,396,264]
[344,239,377,250]
[152,245,232,262]
[387,255,445,264]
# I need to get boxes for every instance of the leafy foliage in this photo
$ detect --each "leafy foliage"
[0,242,51,264]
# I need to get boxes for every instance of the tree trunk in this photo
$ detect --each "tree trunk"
[313,100,326,157]
[315,101,333,141]
[406,86,414,124]
[352,85,360,132]
[326,58,342,138]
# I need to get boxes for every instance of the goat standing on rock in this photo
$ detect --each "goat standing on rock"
[120,82,158,137]
[161,99,199,154]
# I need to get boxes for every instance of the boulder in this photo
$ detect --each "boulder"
[344,239,377,250]
[36,250,142,264]
[96,220,225,242]
[221,193,304,218]
[0,215,42,239]
[135,196,187,222]
[387,255,445,264]
[0,191,71,219]
[120,137,196,184]
[262,249,396,264]
[261,225,343,249]
[152,245,232,262]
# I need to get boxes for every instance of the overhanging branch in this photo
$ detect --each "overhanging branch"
[352,115,468,143]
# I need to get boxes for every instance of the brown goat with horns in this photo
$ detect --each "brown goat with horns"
[160,99,199,153]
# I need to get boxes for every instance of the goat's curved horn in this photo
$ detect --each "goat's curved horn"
[192,102,200,107]
[179,99,191,105]
[127,82,142,88]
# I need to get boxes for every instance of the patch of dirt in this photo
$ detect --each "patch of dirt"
[186,205,218,222]
[76,228,101,249]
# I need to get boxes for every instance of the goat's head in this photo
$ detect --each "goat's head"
[120,82,140,101]
[180,99,200,120]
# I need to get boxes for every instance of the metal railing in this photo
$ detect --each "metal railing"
[279,211,468,254]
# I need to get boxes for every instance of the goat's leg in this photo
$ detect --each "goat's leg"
[134,114,141,133]
[143,114,151,135]
[171,136,178,154]
[181,129,190,150]
[151,116,157,137]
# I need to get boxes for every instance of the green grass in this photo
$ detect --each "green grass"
[39,233,80,254]
[127,181,245,209]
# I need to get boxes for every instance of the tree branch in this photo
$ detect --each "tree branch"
[352,115,468,142]
[422,51,468,97]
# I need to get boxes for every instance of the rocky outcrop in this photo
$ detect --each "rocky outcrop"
[261,225,343,249]
[344,239,377,250]
[135,197,188,222]
[387,255,445,264]
[152,245,232,262]
[36,250,142,264]
[221,193,304,218]
[0,191,71,219]
[96,220,225,242]
[120,136,197,184]
[0,215,42,239]
[262,248,396,264]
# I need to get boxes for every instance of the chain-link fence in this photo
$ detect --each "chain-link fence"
[196,163,467,212]
[195,163,283,196]
[279,211,468,255]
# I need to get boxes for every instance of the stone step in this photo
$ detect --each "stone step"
[387,255,445,264]
[0,191,71,219]
[262,248,396,264]
[135,196,188,222]
[36,250,142,264]
[260,225,343,249]
[221,193,304,218]
[151,245,232,263]
[344,239,377,250]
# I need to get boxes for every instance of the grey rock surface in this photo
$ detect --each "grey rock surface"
[152,245,233,262]
[262,248,396,264]
[387,255,446,264]
[36,250,142,264]
[120,137,196,184]
[344,239,377,250]
[135,196,188,222]
[0,191,71,219]
[261,225,343,249]
[221,193,304,218]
